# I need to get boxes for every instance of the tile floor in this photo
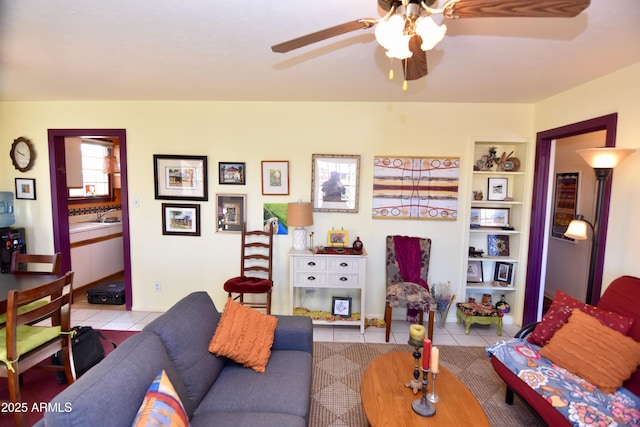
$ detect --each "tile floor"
[71,305,519,347]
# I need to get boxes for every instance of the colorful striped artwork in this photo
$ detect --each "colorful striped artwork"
[372,156,460,220]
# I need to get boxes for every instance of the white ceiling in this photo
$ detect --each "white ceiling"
[1,0,639,103]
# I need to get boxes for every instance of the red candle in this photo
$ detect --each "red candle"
[422,338,431,370]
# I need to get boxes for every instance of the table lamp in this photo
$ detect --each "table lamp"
[287,201,313,251]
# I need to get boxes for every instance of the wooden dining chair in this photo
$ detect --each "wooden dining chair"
[10,252,62,275]
[223,222,274,314]
[0,272,75,427]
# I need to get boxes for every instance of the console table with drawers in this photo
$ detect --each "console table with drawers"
[289,249,367,333]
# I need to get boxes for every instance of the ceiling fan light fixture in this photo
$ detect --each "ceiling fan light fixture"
[415,15,447,50]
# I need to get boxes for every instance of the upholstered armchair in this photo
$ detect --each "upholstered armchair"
[384,235,435,342]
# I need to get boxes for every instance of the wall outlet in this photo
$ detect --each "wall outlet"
[306,288,315,298]
[153,281,161,292]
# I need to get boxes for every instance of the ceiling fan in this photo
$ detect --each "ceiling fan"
[271,0,591,88]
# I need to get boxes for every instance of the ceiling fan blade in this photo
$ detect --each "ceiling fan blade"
[450,0,590,18]
[403,35,428,81]
[271,19,376,53]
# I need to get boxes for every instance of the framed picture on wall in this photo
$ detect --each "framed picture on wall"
[161,203,200,236]
[551,172,579,240]
[15,178,36,200]
[219,162,246,185]
[311,154,360,213]
[216,193,247,233]
[154,155,208,201]
[261,160,289,195]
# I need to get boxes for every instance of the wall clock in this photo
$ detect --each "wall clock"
[10,137,35,172]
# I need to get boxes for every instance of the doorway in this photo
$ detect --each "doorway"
[522,114,617,325]
[47,129,132,310]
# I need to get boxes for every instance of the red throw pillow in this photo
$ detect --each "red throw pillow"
[528,290,634,346]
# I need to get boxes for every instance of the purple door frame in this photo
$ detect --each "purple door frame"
[48,129,132,310]
[522,113,617,325]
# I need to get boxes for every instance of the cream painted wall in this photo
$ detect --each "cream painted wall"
[534,61,640,290]
[0,101,533,322]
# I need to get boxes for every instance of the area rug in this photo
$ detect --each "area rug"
[0,329,137,427]
[310,342,546,427]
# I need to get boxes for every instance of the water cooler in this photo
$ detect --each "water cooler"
[0,191,27,273]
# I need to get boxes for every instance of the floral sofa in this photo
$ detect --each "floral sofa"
[487,275,640,426]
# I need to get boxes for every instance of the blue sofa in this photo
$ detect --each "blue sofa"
[37,292,313,426]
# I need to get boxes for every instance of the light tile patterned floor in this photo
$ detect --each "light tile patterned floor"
[72,304,519,346]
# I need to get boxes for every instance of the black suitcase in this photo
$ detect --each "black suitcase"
[86,281,125,305]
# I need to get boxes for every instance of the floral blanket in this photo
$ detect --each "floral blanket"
[487,338,640,426]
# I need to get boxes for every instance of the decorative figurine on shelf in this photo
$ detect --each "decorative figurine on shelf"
[352,236,363,254]
[473,191,483,200]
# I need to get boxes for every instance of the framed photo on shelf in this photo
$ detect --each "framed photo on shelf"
[261,160,289,195]
[494,262,515,285]
[487,234,510,256]
[311,154,360,213]
[216,193,246,233]
[331,297,352,318]
[154,155,208,201]
[219,162,246,185]
[15,178,36,200]
[487,177,508,201]
[470,207,510,228]
[327,229,349,247]
[161,203,200,236]
[467,260,484,283]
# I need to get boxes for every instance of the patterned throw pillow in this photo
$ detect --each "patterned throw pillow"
[540,309,640,394]
[528,290,634,346]
[208,298,278,373]
[132,370,189,427]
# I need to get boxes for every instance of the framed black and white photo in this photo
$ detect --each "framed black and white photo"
[15,178,36,200]
[487,177,508,201]
[161,203,200,236]
[154,155,208,201]
[311,154,360,213]
[216,193,247,233]
[219,162,246,185]
[331,297,352,318]
[261,160,289,195]
[467,260,484,283]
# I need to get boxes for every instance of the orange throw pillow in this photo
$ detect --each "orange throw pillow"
[540,309,640,394]
[208,298,278,373]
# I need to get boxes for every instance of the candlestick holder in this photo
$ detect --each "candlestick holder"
[412,368,436,417]
[427,371,440,403]
[405,339,423,395]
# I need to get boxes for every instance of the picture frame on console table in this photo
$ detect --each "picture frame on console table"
[327,229,349,247]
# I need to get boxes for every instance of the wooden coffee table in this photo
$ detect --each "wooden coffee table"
[360,351,490,426]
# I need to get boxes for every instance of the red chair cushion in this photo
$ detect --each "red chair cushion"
[223,276,273,293]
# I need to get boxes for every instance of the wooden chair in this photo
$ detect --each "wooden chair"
[223,223,274,314]
[0,272,75,427]
[10,252,62,275]
[384,236,435,343]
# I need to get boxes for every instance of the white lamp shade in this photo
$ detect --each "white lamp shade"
[564,219,589,240]
[576,148,636,169]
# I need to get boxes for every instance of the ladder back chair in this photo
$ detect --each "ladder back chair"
[385,235,435,343]
[0,271,75,427]
[223,222,274,314]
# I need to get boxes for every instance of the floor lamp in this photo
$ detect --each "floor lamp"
[564,147,635,304]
